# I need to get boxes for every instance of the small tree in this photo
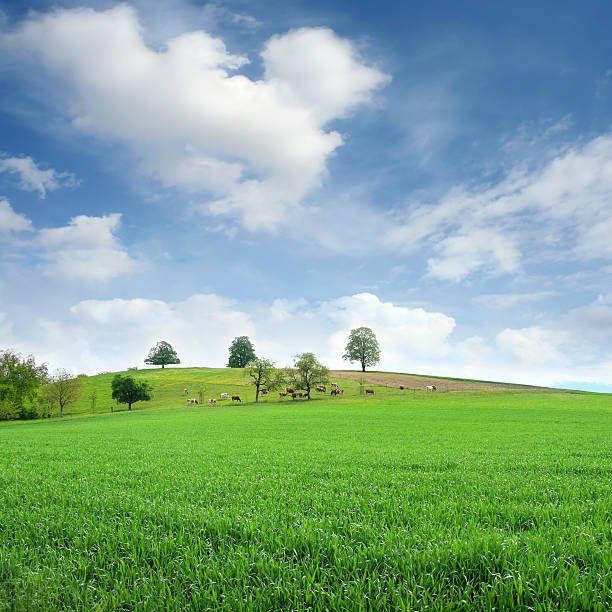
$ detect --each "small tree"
[343,327,380,372]
[111,374,152,411]
[90,389,97,411]
[227,336,256,368]
[245,357,279,403]
[289,353,329,400]
[43,369,85,418]
[144,341,180,369]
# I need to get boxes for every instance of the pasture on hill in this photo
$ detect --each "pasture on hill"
[54,366,565,419]
[0,379,610,610]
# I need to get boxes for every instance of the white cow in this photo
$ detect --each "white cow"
[426,385,437,392]
[220,393,229,399]
[187,398,198,405]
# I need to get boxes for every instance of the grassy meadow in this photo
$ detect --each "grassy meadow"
[0,368,611,610]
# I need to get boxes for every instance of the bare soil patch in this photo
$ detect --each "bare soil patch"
[329,370,547,392]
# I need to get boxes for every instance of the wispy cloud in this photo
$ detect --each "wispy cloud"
[0,154,78,198]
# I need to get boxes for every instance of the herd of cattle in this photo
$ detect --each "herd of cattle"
[183,382,438,405]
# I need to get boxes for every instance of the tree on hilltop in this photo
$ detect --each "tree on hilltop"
[144,341,180,369]
[111,374,152,411]
[343,327,380,372]
[289,353,329,400]
[227,336,256,368]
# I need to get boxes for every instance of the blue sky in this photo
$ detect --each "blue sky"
[1,0,612,389]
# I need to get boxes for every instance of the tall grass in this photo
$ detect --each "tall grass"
[1,388,610,609]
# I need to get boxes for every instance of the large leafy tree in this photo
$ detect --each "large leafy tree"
[343,327,380,372]
[227,336,256,368]
[41,369,85,418]
[245,357,279,403]
[289,353,329,400]
[0,349,48,420]
[111,374,152,411]
[144,341,180,369]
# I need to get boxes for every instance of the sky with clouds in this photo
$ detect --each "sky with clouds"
[1,0,612,390]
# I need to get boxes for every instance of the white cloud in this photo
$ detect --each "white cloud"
[0,155,77,198]
[0,198,33,233]
[496,326,570,364]
[388,134,612,280]
[426,228,520,282]
[263,27,390,124]
[3,6,389,228]
[36,214,138,282]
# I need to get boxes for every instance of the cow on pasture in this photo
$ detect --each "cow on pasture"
[184,388,188,395]
[365,389,375,395]
[220,393,229,400]
[208,398,216,405]
[426,385,437,392]
[279,392,288,398]
[286,387,295,393]
[187,398,198,405]
[399,385,405,390]
[232,395,241,402]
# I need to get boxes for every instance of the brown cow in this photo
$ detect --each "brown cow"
[279,392,288,398]
[365,389,375,395]
[231,395,241,402]
[260,389,268,395]
[399,385,405,390]
[286,387,295,393]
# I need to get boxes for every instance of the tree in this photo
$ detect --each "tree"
[245,357,279,403]
[289,353,329,399]
[42,369,85,418]
[144,341,180,369]
[227,336,256,368]
[111,374,152,411]
[343,327,380,372]
[0,349,48,420]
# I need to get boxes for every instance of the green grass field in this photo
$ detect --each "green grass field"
[1,368,611,610]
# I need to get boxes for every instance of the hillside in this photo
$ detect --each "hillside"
[62,366,567,419]
[65,367,564,416]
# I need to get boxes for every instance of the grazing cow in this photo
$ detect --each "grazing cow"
[399,385,405,390]
[331,388,344,396]
[426,385,437,392]
[279,392,287,398]
[231,395,241,402]
[365,389,375,395]
[220,393,229,400]
[208,398,216,405]
[187,398,198,405]
[183,388,188,395]
[286,387,295,393]
[331,382,338,388]
[260,389,268,395]
[315,385,325,393]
